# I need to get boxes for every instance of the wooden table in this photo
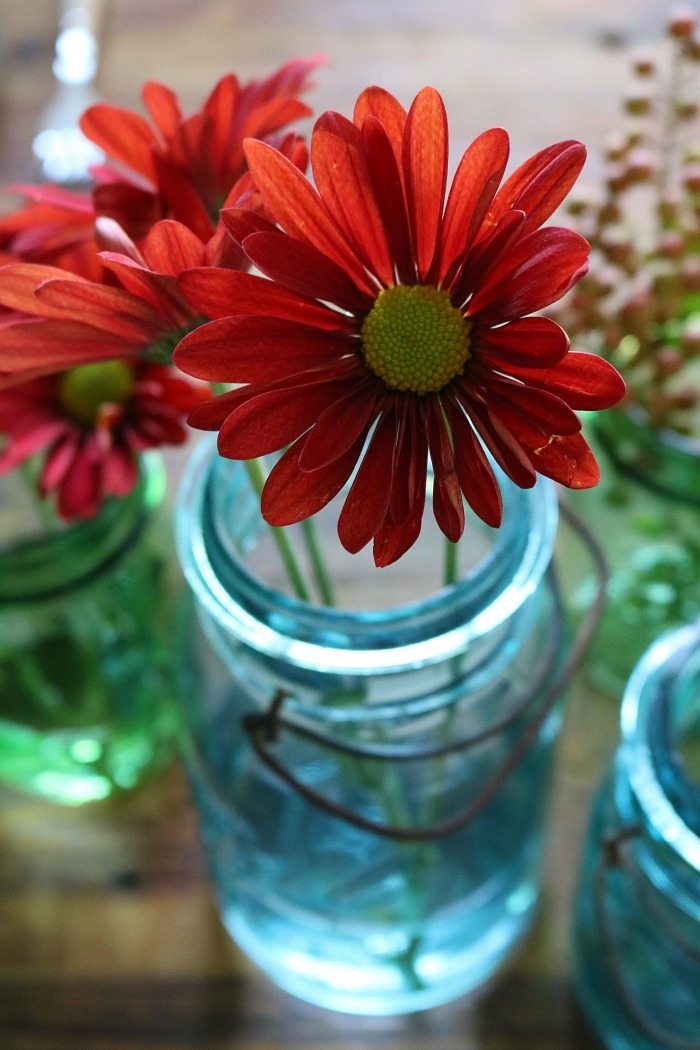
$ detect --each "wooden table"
[0,1,668,1045]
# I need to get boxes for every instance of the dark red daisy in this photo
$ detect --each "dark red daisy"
[174,86,625,567]
[0,218,218,386]
[0,361,209,520]
[80,57,321,244]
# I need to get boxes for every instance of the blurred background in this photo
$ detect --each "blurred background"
[0,0,677,193]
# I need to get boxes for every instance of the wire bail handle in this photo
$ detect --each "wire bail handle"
[594,824,700,1050]
[242,500,609,842]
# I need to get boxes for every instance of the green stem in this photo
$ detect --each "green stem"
[244,459,311,603]
[300,518,336,607]
[443,537,459,588]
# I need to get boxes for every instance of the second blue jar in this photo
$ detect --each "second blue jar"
[574,620,700,1048]
[176,440,573,1016]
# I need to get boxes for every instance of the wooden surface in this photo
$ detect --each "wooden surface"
[0,1,672,1047]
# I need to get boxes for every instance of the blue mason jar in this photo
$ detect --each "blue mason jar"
[176,439,572,1015]
[574,621,700,1048]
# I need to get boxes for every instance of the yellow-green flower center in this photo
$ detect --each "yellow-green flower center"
[58,361,135,426]
[361,285,471,395]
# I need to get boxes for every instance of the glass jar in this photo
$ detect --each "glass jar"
[0,456,178,804]
[175,439,575,1016]
[571,408,700,699]
[574,620,700,1049]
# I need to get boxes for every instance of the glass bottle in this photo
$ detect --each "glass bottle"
[571,408,700,698]
[0,456,178,804]
[175,439,575,1016]
[574,619,700,1049]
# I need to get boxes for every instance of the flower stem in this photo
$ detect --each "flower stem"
[244,459,311,603]
[443,537,459,588]
[300,518,336,606]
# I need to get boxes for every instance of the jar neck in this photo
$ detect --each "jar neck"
[177,439,559,678]
[594,407,700,505]
[0,454,165,603]
[617,621,700,907]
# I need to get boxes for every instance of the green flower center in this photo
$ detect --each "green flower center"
[58,361,135,426]
[361,285,471,395]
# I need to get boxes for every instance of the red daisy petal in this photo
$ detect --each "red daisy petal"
[220,207,279,244]
[353,87,407,170]
[102,443,139,497]
[443,395,502,528]
[460,391,537,488]
[141,220,207,275]
[402,87,448,280]
[217,373,359,459]
[298,380,379,471]
[473,368,582,435]
[498,351,626,409]
[530,431,600,489]
[485,139,586,235]
[35,279,159,341]
[361,116,414,285]
[386,401,413,525]
[174,315,353,383]
[311,112,394,286]
[0,319,132,372]
[0,418,67,474]
[468,228,589,323]
[337,411,397,554]
[39,432,80,492]
[142,81,182,141]
[243,139,375,295]
[474,316,569,368]
[373,408,428,566]
[0,263,86,316]
[80,105,158,186]
[427,396,465,542]
[452,209,526,304]
[179,267,354,331]
[486,402,601,488]
[262,431,366,527]
[242,230,371,313]
[372,502,423,567]
[93,183,163,242]
[437,128,510,285]
[57,435,102,520]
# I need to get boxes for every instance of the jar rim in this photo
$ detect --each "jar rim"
[176,436,558,675]
[0,454,165,603]
[621,620,700,872]
[594,406,700,505]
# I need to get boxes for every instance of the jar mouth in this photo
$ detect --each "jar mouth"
[176,436,558,674]
[594,406,700,505]
[621,620,700,872]
[0,455,165,603]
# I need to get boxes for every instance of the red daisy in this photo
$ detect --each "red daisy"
[0,218,218,386]
[174,86,625,567]
[0,184,101,278]
[0,361,209,520]
[80,57,321,244]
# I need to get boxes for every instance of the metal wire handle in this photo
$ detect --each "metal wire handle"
[242,500,609,842]
[594,825,700,1050]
